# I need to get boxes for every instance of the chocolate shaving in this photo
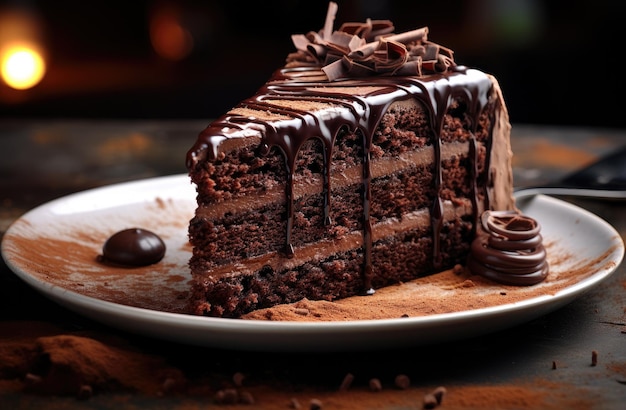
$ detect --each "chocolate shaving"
[287,2,456,81]
[322,1,338,40]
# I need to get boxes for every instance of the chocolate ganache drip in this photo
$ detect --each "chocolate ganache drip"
[467,211,549,286]
[186,2,496,293]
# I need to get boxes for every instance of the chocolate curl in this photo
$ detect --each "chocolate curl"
[307,30,325,45]
[421,60,444,73]
[423,43,453,62]
[323,51,344,66]
[368,20,396,40]
[339,20,372,38]
[380,27,428,45]
[348,41,378,59]
[340,19,395,42]
[423,43,440,61]
[322,2,338,40]
[323,56,374,81]
[328,31,361,54]
[341,56,377,77]
[307,43,326,60]
[436,54,455,71]
[288,4,455,79]
[409,45,426,57]
[393,59,423,76]
[421,60,437,73]
[372,40,409,71]
[285,50,318,67]
[303,32,329,60]
[310,31,362,62]
[349,27,427,59]
[321,59,344,81]
[347,34,365,53]
[421,47,455,73]
[291,34,309,52]
[439,44,455,60]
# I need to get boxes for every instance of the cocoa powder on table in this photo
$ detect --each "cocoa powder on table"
[0,325,599,410]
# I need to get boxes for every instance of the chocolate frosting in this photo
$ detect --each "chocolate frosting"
[467,211,549,285]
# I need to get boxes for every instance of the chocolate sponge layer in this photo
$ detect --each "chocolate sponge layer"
[188,96,493,318]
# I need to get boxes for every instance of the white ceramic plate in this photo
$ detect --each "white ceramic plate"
[2,175,623,351]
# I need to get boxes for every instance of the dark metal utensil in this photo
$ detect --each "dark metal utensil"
[514,145,626,200]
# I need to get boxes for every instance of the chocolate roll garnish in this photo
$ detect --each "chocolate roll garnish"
[467,210,549,285]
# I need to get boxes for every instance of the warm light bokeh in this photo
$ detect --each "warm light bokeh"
[149,3,194,61]
[0,7,47,91]
[1,44,46,89]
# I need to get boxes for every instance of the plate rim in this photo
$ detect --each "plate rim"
[2,175,624,351]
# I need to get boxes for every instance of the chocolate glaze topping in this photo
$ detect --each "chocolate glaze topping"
[100,228,166,267]
[186,3,496,292]
[467,211,549,285]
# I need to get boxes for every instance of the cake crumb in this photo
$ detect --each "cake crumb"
[160,377,178,394]
[214,388,238,404]
[394,374,411,390]
[77,384,93,400]
[552,360,557,370]
[24,373,42,387]
[423,386,447,408]
[232,372,245,387]
[432,386,447,404]
[423,393,438,409]
[158,369,186,395]
[461,279,476,288]
[309,398,323,410]
[239,390,255,404]
[453,264,464,274]
[289,397,301,409]
[369,378,382,392]
[591,350,598,366]
[338,373,354,391]
[294,308,310,316]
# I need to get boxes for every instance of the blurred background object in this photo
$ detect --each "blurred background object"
[0,0,623,127]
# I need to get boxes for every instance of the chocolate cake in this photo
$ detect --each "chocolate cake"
[186,3,516,318]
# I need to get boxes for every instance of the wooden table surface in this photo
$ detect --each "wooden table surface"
[1,120,625,409]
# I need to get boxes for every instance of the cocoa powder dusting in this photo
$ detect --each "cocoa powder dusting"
[3,197,194,313]
[4,193,619,322]
[242,241,616,321]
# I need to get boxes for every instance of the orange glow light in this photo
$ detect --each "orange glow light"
[149,3,193,61]
[1,43,46,90]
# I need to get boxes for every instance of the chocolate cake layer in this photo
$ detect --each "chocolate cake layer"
[189,200,475,317]
[188,141,486,268]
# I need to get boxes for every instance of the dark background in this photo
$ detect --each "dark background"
[0,0,624,128]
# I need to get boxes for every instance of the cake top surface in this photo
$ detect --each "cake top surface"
[185,2,497,169]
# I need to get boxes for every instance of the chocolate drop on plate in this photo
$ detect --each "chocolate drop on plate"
[101,228,166,266]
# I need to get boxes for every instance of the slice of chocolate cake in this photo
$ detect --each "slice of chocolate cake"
[185,3,515,318]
